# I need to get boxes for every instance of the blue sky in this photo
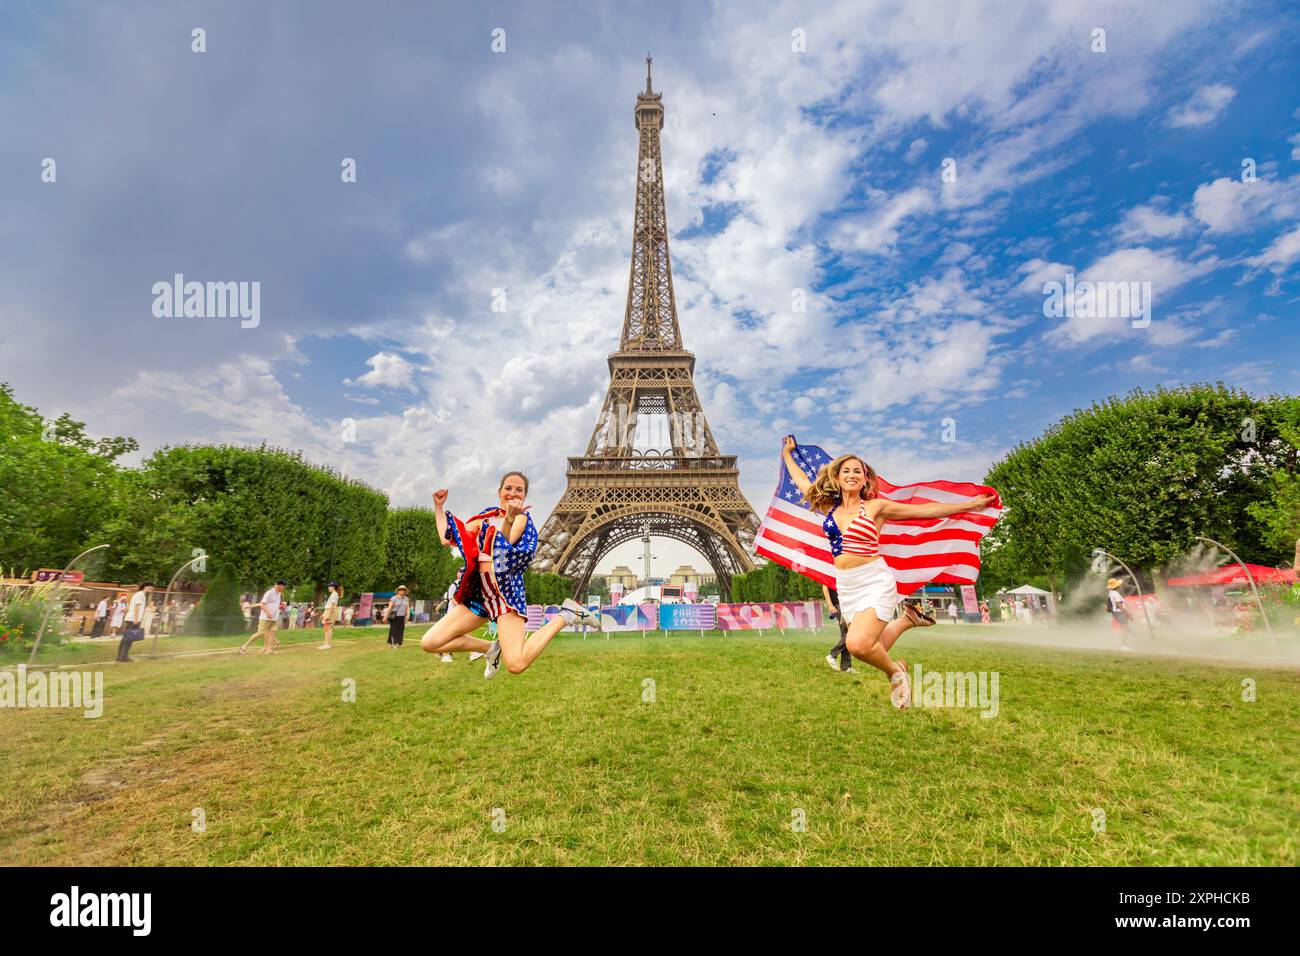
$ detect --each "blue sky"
[1,0,1298,576]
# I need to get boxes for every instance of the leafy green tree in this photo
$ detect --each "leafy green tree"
[1246,398,1300,565]
[185,567,247,635]
[379,507,457,600]
[98,445,388,592]
[523,571,574,605]
[984,384,1296,584]
[0,383,135,570]
[1248,471,1300,565]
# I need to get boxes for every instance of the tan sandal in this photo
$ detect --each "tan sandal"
[889,668,912,710]
[902,603,936,627]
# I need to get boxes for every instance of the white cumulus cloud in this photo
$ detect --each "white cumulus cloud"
[1166,84,1236,128]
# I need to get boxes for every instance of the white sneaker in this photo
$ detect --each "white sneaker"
[440,653,454,663]
[483,640,502,680]
[317,644,331,650]
[561,598,601,629]
[825,654,839,670]
[469,651,485,662]
[844,666,858,674]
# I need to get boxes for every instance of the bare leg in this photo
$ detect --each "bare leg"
[420,605,491,655]
[496,611,564,675]
[242,620,274,654]
[843,611,905,677]
[879,614,916,653]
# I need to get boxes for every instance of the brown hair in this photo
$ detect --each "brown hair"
[498,471,529,495]
[804,454,878,513]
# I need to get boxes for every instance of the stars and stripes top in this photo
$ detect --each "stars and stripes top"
[443,506,538,618]
[755,439,1002,594]
[823,501,880,558]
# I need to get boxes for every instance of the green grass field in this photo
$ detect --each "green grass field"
[2,624,1296,866]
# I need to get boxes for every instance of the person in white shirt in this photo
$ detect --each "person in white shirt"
[240,581,286,655]
[115,583,153,662]
[318,582,341,650]
[947,601,960,623]
[91,597,109,638]
[109,594,128,636]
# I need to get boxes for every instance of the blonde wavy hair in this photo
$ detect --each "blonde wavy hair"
[804,453,879,514]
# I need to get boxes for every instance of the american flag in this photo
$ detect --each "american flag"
[754,439,1002,595]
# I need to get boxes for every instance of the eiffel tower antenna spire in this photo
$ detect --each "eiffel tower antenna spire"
[533,62,761,600]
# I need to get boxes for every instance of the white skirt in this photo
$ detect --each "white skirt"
[836,559,901,624]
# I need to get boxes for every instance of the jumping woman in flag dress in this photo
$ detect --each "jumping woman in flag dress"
[420,471,600,679]
[780,436,996,708]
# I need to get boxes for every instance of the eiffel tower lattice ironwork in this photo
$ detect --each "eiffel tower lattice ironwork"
[533,58,761,599]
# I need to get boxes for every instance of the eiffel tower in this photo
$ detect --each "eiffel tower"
[534,57,761,599]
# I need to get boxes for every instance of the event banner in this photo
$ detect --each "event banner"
[599,604,658,632]
[526,604,545,629]
[960,585,979,615]
[659,603,717,631]
[775,601,821,629]
[526,605,594,632]
[716,603,770,630]
[715,602,822,631]
[522,602,819,632]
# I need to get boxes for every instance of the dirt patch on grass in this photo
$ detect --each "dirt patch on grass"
[198,673,306,704]
[1,667,324,864]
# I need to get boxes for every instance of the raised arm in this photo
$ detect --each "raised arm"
[781,435,814,497]
[432,489,450,541]
[876,493,996,522]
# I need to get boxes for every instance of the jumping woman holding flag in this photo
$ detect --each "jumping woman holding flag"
[420,471,600,679]
[779,436,997,709]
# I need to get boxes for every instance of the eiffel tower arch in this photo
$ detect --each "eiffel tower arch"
[534,58,761,600]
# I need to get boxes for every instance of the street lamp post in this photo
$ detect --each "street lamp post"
[153,553,208,655]
[1195,535,1277,650]
[28,544,109,665]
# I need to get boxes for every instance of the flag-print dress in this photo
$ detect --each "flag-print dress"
[443,506,538,620]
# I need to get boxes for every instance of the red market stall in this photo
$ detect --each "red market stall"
[1166,564,1296,587]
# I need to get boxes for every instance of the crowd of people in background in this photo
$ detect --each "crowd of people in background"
[60,577,429,662]
[60,573,1217,667]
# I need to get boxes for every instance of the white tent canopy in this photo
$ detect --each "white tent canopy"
[620,585,661,605]
[1004,585,1052,595]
